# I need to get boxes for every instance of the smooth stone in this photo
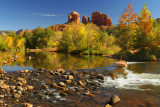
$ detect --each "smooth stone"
[68,75,73,80]
[24,69,29,73]
[17,77,25,81]
[59,82,66,87]
[14,93,21,99]
[0,95,4,98]
[63,75,68,79]
[109,95,120,104]
[115,60,128,68]
[17,86,23,90]
[17,91,22,95]
[27,85,34,90]
[18,82,23,86]
[0,80,4,86]
[24,103,33,107]
[66,80,72,84]
[79,81,84,86]
[1,84,9,89]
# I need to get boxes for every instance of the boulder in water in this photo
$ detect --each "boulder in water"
[115,60,128,68]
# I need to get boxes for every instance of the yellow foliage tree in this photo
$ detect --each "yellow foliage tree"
[118,2,138,52]
[16,38,25,48]
[137,4,154,36]
[5,36,13,48]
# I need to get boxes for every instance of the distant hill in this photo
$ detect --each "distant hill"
[0,30,11,34]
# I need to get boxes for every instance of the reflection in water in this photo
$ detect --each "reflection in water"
[0,52,116,72]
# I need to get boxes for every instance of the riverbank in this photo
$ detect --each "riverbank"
[0,64,124,107]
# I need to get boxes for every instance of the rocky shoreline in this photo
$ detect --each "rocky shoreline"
[0,61,126,107]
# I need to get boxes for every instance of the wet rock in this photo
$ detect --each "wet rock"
[0,80,4,86]
[63,75,68,79]
[24,69,29,73]
[110,72,118,80]
[18,82,23,86]
[14,93,21,99]
[109,95,120,104]
[66,80,72,84]
[13,89,17,92]
[105,104,112,107]
[1,84,9,89]
[24,103,33,107]
[27,85,34,90]
[17,77,25,81]
[10,85,16,90]
[59,82,66,87]
[0,68,6,76]
[17,91,22,95]
[52,82,58,87]
[68,75,73,80]
[20,70,24,73]
[73,82,77,86]
[60,91,68,96]
[0,95,4,98]
[0,99,4,104]
[79,80,85,86]
[97,75,104,80]
[17,86,23,91]
[71,70,78,76]
[115,60,128,68]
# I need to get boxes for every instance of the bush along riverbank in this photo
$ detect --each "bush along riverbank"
[0,61,126,106]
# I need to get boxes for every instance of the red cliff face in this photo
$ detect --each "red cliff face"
[68,11,80,24]
[91,11,112,26]
[51,24,70,31]
[82,16,87,24]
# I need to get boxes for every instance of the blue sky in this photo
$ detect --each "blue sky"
[0,0,159,31]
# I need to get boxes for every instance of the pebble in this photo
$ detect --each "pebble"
[79,81,84,86]
[10,85,16,90]
[68,75,73,80]
[27,85,34,90]
[0,95,4,98]
[59,82,66,87]
[0,80,4,86]
[14,93,21,99]
[24,69,29,73]
[109,95,120,104]
[24,103,33,107]
[66,80,71,84]
[1,84,9,89]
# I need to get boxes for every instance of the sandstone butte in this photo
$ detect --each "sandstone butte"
[22,11,113,35]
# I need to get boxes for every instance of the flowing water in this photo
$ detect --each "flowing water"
[1,52,160,106]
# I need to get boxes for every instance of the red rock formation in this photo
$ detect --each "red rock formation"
[91,11,112,26]
[82,16,87,24]
[88,16,91,22]
[68,11,80,24]
[51,24,70,31]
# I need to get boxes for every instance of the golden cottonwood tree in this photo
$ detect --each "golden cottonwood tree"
[118,3,138,52]
[136,4,154,49]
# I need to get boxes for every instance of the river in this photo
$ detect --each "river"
[1,52,160,107]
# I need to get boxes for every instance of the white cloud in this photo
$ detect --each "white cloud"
[31,13,66,17]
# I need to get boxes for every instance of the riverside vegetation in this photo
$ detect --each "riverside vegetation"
[0,3,160,61]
